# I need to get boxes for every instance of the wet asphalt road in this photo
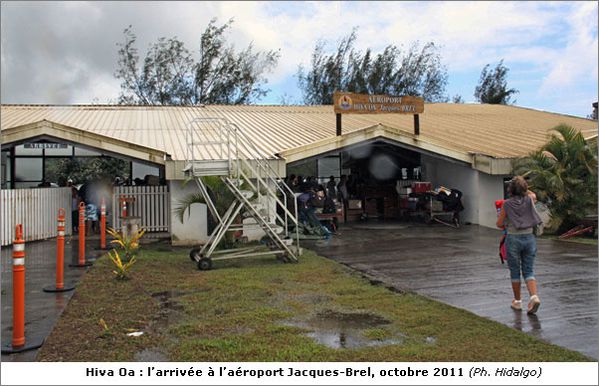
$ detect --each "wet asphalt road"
[1,237,101,362]
[304,222,598,359]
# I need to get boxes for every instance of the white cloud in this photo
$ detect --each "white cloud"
[0,0,597,115]
[219,1,579,82]
[539,2,599,94]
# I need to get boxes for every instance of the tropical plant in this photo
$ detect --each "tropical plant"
[174,176,235,224]
[107,227,145,263]
[513,124,597,232]
[108,249,136,280]
[174,176,238,241]
[98,318,112,338]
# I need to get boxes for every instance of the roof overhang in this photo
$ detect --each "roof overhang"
[1,119,168,165]
[279,124,513,175]
[469,153,513,175]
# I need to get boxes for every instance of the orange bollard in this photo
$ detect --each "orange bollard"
[69,201,92,268]
[100,198,107,249]
[79,202,85,263]
[2,225,49,354]
[44,209,75,292]
[12,224,25,348]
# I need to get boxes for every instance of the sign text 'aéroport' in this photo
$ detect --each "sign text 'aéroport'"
[333,91,424,115]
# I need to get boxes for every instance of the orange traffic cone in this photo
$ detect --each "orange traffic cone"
[69,202,92,268]
[1,225,44,354]
[44,208,75,292]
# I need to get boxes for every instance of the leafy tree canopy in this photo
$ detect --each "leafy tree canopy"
[45,157,129,187]
[115,18,280,105]
[474,59,518,104]
[297,30,448,104]
[513,124,597,232]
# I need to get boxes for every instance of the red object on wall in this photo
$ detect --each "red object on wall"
[412,182,432,193]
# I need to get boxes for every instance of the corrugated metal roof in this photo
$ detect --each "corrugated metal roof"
[1,103,597,161]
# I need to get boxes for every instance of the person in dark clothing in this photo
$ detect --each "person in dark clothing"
[307,176,319,191]
[496,176,542,314]
[297,186,331,237]
[347,174,356,197]
[337,175,349,222]
[68,179,80,232]
[326,176,337,199]
[322,195,336,214]
[287,174,299,192]
[322,189,339,232]
[299,177,313,194]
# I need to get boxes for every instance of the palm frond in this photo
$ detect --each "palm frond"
[174,192,209,223]
[174,176,236,224]
[512,124,597,231]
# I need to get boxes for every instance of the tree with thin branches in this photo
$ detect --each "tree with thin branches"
[115,19,280,105]
[474,59,518,104]
[297,30,448,104]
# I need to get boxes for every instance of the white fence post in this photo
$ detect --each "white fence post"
[111,185,170,234]
[1,187,72,246]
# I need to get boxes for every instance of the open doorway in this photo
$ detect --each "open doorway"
[287,139,465,226]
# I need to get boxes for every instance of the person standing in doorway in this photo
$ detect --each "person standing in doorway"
[326,176,337,199]
[496,176,542,314]
[68,179,80,233]
[337,175,349,223]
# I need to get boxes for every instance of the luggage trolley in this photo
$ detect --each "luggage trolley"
[423,188,464,228]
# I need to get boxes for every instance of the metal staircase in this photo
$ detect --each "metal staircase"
[184,117,301,270]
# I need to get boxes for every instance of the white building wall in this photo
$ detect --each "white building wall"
[477,172,506,228]
[169,181,209,246]
[421,154,505,228]
[421,155,479,225]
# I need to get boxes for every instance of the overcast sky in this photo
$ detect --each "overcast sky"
[1,1,597,117]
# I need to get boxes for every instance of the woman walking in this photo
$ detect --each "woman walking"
[496,176,542,314]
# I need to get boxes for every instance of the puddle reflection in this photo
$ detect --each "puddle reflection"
[512,310,542,335]
[282,310,402,349]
